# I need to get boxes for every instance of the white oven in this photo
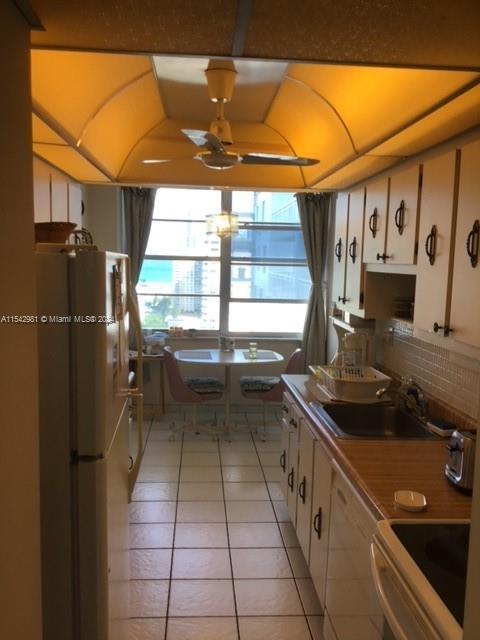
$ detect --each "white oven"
[371,520,468,640]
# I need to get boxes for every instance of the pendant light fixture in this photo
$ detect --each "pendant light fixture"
[205,211,239,238]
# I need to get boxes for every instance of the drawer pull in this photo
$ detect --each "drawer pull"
[298,476,306,504]
[313,507,322,539]
[334,237,342,262]
[280,451,286,472]
[466,219,479,268]
[425,225,437,265]
[287,468,295,491]
[394,200,405,235]
[348,236,357,263]
[368,208,378,238]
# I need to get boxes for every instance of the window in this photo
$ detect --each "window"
[137,189,310,334]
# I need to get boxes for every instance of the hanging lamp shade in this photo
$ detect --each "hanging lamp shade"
[205,211,239,238]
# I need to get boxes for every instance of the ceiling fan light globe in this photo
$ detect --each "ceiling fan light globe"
[195,151,238,170]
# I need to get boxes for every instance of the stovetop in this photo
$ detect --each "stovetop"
[391,522,470,626]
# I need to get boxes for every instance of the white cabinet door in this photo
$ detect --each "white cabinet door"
[363,178,389,264]
[309,441,332,611]
[386,165,421,265]
[332,193,349,305]
[449,139,480,347]
[325,466,384,640]
[344,188,366,311]
[286,402,302,526]
[295,419,316,561]
[413,150,458,335]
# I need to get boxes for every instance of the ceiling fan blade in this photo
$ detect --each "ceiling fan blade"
[181,129,225,153]
[240,153,319,167]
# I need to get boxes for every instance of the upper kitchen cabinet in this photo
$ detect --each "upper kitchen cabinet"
[363,168,421,266]
[449,139,480,347]
[385,165,421,265]
[413,150,458,335]
[363,177,389,263]
[334,189,366,315]
[332,193,349,306]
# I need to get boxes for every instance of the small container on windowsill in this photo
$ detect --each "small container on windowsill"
[248,342,258,359]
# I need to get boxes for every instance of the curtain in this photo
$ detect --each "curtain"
[122,187,155,350]
[122,187,156,286]
[296,192,333,370]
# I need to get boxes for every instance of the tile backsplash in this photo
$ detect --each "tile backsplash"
[377,319,480,430]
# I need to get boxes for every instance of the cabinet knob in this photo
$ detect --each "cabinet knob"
[337,295,347,304]
[394,200,405,235]
[376,252,390,262]
[466,219,479,268]
[368,208,378,238]
[433,322,453,337]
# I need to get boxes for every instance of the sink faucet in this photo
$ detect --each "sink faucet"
[376,377,427,419]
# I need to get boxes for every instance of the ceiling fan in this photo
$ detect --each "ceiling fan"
[180,60,320,171]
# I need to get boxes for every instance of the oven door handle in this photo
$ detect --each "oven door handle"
[370,541,442,640]
[371,542,409,640]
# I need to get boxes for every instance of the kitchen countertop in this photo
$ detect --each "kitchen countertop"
[283,374,472,521]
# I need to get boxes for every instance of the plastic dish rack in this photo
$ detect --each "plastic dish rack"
[309,365,391,402]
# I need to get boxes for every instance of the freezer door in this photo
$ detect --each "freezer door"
[71,251,130,456]
[76,403,130,640]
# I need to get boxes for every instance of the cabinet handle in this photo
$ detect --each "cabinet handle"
[348,236,357,263]
[433,322,453,337]
[394,200,405,235]
[289,417,297,429]
[337,295,348,304]
[280,451,286,472]
[287,468,294,491]
[313,507,322,539]
[334,237,342,262]
[376,252,391,262]
[368,208,378,238]
[281,404,289,414]
[466,219,479,268]
[298,476,306,504]
[128,455,134,471]
[424,225,437,265]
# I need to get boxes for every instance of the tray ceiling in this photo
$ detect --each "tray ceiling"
[31,49,480,189]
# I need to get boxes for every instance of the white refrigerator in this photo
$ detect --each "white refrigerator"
[36,245,136,640]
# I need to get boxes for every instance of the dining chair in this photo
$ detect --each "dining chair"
[163,346,224,438]
[240,348,303,437]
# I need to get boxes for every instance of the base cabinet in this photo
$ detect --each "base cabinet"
[324,464,385,640]
[309,441,333,611]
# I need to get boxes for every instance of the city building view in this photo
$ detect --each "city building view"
[137,189,310,333]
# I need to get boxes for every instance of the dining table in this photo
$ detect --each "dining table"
[174,347,284,437]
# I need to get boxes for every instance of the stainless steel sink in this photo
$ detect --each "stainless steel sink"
[310,402,438,440]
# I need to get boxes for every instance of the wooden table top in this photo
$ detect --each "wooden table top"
[283,374,472,521]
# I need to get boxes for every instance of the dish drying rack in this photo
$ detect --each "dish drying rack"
[308,365,391,403]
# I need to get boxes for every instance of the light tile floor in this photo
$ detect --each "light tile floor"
[129,406,324,640]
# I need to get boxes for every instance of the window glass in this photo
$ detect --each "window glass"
[153,188,221,220]
[146,221,220,257]
[229,302,308,333]
[232,191,300,224]
[231,228,306,260]
[138,294,219,330]
[138,259,220,295]
[230,264,311,299]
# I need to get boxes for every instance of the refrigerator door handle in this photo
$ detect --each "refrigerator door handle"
[126,260,144,497]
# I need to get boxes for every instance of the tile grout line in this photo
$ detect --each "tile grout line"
[219,433,243,640]
[163,429,185,640]
[251,421,316,640]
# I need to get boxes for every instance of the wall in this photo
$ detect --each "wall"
[83,184,122,252]
[377,319,480,428]
[0,3,42,639]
